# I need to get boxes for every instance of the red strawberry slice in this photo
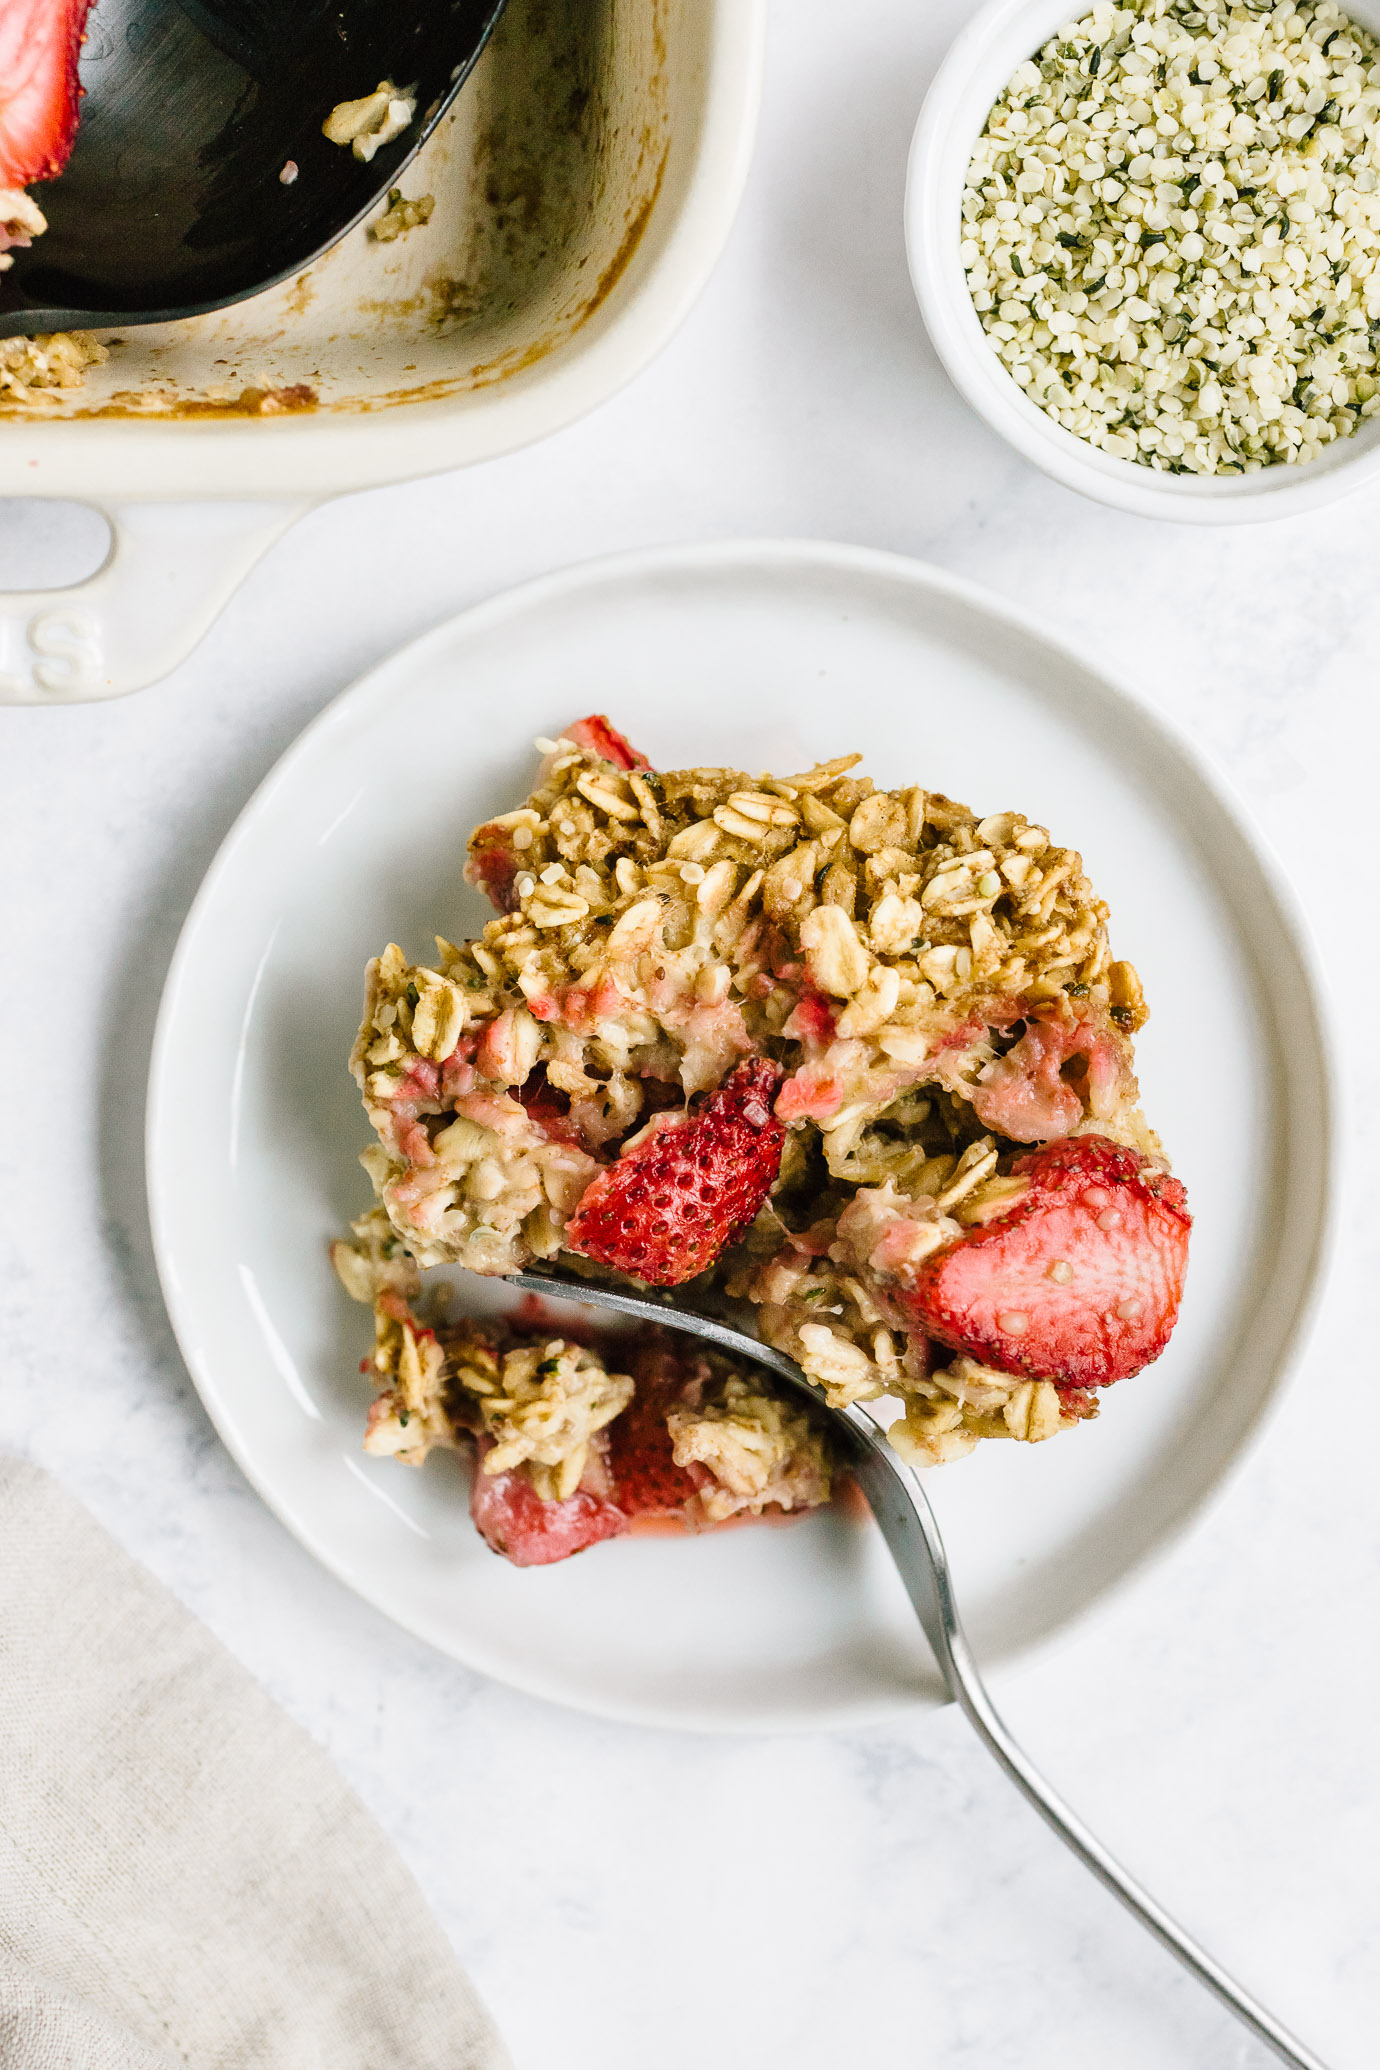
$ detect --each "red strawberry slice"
[566,1056,785,1286]
[889,1135,1190,1391]
[0,0,94,189]
[606,1391,700,1517]
[565,714,650,772]
[604,1332,704,1516]
[469,1441,627,1566]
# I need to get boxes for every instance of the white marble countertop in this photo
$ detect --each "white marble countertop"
[3,3,1377,2065]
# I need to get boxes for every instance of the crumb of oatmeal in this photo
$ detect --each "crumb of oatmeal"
[371,189,434,242]
[0,191,107,406]
[0,331,107,404]
[0,188,46,272]
[322,81,417,163]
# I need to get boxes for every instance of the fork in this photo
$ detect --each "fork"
[504,1268,1328,2070]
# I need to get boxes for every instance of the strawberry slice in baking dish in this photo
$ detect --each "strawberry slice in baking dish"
[340,717,1192,1512]
[0,0,94,189]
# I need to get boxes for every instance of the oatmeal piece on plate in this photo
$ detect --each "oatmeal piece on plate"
[332,1207,833,1566]
[343,716,1190,1491]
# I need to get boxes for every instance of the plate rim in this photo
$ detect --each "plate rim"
[146,536,1341,1731]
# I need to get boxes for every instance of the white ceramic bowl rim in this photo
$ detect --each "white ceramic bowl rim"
[906,0,1380,523]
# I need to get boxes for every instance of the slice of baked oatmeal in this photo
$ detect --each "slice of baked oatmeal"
[340,715,1189,1535]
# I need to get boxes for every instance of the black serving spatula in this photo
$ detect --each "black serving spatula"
[0,0,506,339]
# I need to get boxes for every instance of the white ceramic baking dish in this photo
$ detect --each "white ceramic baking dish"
[0,0,766,703]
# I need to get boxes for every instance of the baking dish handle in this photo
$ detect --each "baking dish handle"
[0,498,309,704]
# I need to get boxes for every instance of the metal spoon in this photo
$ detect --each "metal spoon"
[0,0,506,338]
[504,1267,1328,2070]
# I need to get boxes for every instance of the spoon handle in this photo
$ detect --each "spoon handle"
[498,1271,1328,2066]
[856,1444,1330,2070]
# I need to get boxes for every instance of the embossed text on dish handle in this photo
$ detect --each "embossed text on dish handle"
[0,500,308,704]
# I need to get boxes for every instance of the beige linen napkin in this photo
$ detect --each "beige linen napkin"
[0,1456,510,2070]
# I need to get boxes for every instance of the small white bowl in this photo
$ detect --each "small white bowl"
[905,0,1380,522]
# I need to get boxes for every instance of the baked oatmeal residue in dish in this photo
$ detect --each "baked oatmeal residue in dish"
[322,82,417,163]
[334,716,1190,1563]
[0,326,107,405]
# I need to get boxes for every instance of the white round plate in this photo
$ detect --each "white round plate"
[148,540,1335,1733]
